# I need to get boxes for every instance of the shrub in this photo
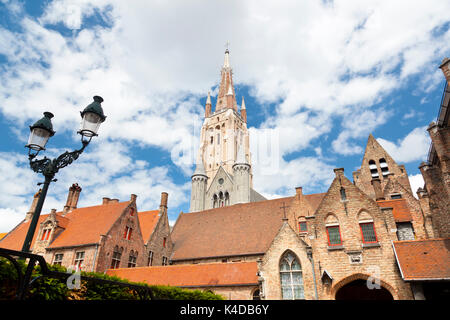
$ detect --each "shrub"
[0,257,224,300]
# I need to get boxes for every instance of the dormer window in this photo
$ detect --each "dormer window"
[41,228,51,241]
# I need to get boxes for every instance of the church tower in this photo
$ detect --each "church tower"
[189,49,265,212]
[198,49,252,188]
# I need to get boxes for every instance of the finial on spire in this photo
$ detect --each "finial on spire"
[223,42,230,68]
[241,96,246,109]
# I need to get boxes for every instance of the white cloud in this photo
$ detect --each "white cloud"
[409,174,425,199]
[0,0,448,230]
[377,126,430,163]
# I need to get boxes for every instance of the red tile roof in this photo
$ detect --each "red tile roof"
[0,201,131,251]
[377,199,412,222]
[106,261,258,287]
[393,238,450,280]
[48,201,130,248]
[171,197,294,261]
[138,210,160,242]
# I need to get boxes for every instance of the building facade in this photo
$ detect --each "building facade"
[1,51,449,300]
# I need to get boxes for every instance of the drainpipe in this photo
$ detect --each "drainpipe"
[307,249,319,300]
[91,243,99,272]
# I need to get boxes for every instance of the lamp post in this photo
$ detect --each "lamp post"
[21,96,106,253]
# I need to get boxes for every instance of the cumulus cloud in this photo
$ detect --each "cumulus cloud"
[377,126,430,163]
[0,0,448,231]
[409,174,425,199]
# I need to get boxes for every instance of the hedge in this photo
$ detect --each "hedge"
[0,257,223,300]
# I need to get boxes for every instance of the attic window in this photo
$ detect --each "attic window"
[298,221,307,233]
[163,237,167,248]
[123,226,133,240]
[340,187,347,201]
[390,193,402,199]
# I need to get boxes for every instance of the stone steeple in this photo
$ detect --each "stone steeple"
[215,49,238,112]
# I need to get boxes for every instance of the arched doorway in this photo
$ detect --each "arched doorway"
[335,279,393,300]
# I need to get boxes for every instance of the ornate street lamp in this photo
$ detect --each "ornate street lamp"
[21,96,106,253]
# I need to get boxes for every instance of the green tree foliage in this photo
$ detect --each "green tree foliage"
[0,257,223,300]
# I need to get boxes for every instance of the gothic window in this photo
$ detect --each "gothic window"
[210,136,213,144]
[111,246,122,269]
[379,158,389,176]
[213,194,218,208]
[162,256,168,266]
[225,192,230,206]
[53,253,63,266]
[219,191,224,207]
[279,251,304,300]
[217,133,220,145]
[128,250,137,268]
[252,289,261,300]
[369,160,379,178]
[163,237,167,248]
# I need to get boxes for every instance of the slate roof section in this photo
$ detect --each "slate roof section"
[171,196,297,261]
[106,261,258,287]
[392,238,450,281]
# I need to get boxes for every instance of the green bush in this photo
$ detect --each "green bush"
[0,257,223,300]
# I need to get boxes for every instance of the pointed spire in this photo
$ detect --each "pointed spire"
[193,155,207,176]
[206,91,211,105]
[240,96,247,122]
[235,144,248,165]
[205,91,212,117]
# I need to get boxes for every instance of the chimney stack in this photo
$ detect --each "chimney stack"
[160,192,168,215]
[333,168,345,177]
[371,178,385,201]
[25,189,42,222]
[63,183,82,215]
[102,197,111,205]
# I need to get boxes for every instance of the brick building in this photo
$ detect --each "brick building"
[1,51,449,300]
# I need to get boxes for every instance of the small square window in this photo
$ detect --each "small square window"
[390,194,402,199]
[299,222,307,233]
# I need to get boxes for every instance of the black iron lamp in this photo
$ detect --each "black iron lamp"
[21,96,105,254]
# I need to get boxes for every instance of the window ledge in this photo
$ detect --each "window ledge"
[362,242,380,248]
[327,245,344,251]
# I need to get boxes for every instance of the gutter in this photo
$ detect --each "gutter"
[307,249,319,300]
[91,243,99,272]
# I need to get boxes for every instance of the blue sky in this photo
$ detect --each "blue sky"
[0,0,448,232]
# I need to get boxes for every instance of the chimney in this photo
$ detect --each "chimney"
[439,57,450,83]
[371,178,385,201]
[109,199,119,204]
[159,192,168,215]
[333,168,344,177]
[63,183,82,214]
[130,194,137,202]
[102,197,111,205]
[25,189,42,222]
[295,187,303,200]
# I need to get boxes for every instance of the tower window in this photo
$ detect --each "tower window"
[379,158,389,176]
[368,160,379,178]
[210,136,213,144]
